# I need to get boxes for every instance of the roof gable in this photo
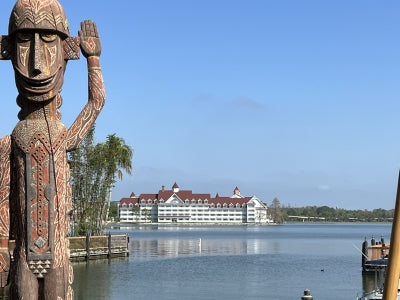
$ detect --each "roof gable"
[165,194,184,204]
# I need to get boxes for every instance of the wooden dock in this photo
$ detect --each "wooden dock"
[69,233,130,261]
[7,233,129,262]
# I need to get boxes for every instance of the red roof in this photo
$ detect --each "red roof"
[210,196,252,206]
[120,183,254,207]
[120,197,139,205]
[158,189,211,202]
[140,194,158,200]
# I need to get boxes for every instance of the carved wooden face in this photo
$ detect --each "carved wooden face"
[12,30,65,102]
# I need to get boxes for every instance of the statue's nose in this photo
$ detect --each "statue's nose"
[31,33,44,76]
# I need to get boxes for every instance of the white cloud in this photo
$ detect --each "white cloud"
[233,96,263,109]
[317,185,330,191]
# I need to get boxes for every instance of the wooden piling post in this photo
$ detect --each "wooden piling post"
[301,289,313,300]
[86,234,91,261]
[108,232,112,258]
[126,233,130,256]
[362,237,368,268]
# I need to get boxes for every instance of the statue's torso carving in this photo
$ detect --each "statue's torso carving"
[11,120,71,275]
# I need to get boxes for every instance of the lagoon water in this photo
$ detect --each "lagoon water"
[72,223,391,300]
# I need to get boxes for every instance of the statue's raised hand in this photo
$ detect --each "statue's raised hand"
[79,20,101,58]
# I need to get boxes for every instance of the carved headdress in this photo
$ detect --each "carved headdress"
[8,0,69,38]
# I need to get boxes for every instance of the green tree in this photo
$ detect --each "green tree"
[69,128,133,235]
[316,206,335,219]
[108,202,119,222]
[132,205,140,222]
[142,208,149,223]
[69,127,98,236]
[270,198,283,224]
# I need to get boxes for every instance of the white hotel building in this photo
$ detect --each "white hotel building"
[119,183,272,224]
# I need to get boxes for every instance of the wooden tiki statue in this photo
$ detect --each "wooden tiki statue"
[0,0,105,299]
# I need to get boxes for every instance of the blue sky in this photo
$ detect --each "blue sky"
[0,0,400,209]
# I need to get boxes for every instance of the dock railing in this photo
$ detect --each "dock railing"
[69,233,129,261]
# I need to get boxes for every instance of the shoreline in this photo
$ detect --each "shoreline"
[106,221,392,229]
[107,222,278,228]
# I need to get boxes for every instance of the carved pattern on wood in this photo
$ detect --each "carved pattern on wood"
[1,0,106,298]
[0,136,11,237]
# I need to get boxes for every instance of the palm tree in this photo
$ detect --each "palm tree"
[69,129,133,235]
[98,134,133,227]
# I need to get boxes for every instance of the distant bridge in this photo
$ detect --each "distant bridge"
[287,215,326,222]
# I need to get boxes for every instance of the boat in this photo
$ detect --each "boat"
[360,236,390,275]
[363,257,388,275]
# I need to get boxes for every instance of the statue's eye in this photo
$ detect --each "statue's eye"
[16,32,32,42]
[41,34,57,42]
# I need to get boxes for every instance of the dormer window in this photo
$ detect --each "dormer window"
[204,199,208,204]
[198,199,202,204]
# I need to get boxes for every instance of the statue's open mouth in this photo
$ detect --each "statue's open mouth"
[14,66,63,94]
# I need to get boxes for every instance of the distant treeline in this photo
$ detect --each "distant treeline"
[280,205,395,222]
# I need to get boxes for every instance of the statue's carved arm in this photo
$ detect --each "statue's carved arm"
[0,136,11,287]
[66,20,105,151]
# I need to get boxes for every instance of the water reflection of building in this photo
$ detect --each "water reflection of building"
[131,238,260,259]
[119,183,272,224]
[132,239,202,259]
